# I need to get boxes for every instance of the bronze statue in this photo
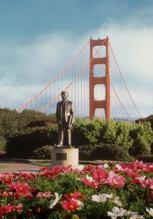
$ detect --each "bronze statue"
[56,91,74,147]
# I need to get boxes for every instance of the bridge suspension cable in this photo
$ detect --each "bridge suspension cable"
[109,41,142,118]
[39,53,90,113]
[16,40,90,113]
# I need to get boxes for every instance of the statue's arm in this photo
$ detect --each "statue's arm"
[69,103,74,127]
[70,104,74,118]
[56,103,61,126]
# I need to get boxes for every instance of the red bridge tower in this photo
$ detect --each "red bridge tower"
[89,36,110,120]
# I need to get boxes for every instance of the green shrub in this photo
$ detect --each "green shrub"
[33,145,53,159]
[99,120,117,144]
[79,144,96,160]
[7,125,58,158]
[0,108,55,138]
[0,136,7,151]
[99,120,133,150]
[1,107,152,160]
[136,114,153,129]
[114,121,133,150]
[72,118,104,146]
[129,122,153,156]
[79,144,133,161]
[151,143,153,154]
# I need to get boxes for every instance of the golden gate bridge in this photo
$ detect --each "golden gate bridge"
[16,36,142,120]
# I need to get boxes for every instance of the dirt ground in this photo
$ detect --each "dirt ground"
[0,162,45,173]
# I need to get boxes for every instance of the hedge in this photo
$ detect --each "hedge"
[6,118,153,160]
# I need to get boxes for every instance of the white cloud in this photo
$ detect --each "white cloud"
[91,24,153,82]
[110,86,153,117]
[0,85,42,109]
[0,32,84,85]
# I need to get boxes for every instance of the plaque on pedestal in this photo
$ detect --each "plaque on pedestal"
[51,148,79,167]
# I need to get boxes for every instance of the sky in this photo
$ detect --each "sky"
[0,0,152,117]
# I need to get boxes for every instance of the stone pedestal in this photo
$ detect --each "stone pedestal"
[51,148,79,167]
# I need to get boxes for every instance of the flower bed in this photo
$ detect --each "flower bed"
[0,160,153,218]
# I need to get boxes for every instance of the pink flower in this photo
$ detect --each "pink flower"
[146,164,153,172]
[62,199,80,212]
[92,166,108,183]
[125,168,139,178]
[1,204,13,214]
[9,182,31,194]
[14,203,23,213]
[144,178,153,189]
[114,164,124,172]
[64,192,83,201]
[61,192,84,212]
[82,176,99,188]
[132,177,153,190]
[107,171,125,188]
[9,182,33,199]
[18,172,37,180]
[40,166,73,178]
[36,192,51,198]
[82,165,96,175]
[0,173,14,184]
[119,160,153,174]
[0,191,13,197]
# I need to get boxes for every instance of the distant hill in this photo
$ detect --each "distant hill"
[136,115,153,129]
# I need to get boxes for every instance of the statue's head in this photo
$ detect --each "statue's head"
[61,91,68,101]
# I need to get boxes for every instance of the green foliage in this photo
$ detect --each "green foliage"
[0,108,19,137]
[0,136,7,150]
[99,120,117,144]
[114,121,133,150]
[79,144,133,161]
[30,177,53,192]
[33,145,52,159]
[136,114,153,129]
[99,120,133,149]
[0,108,55,137]
[7,125,57,158]
[136,115,153,155]
[129,122,153,156]
[52,173,81,194]
[0,108,153,160]
[72,118,103,146]
[0,108,57,157]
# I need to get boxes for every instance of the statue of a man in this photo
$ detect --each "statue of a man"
[56,91,74,147]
